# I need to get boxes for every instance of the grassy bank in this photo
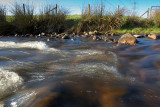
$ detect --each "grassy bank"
[4,14,160,35]
[115,27,160,34]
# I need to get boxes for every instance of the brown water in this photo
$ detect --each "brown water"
[0,36,160,107]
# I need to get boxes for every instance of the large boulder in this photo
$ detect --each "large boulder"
[148,33,157,40]
[118,33,136,45]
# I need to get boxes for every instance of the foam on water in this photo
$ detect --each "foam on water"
[0,41,58,51]
[0,68,23,99]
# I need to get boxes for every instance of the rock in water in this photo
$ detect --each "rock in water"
[62,35,70,39]
[118,33,136,45]
[93,36,101,40]
[148,33,157,40]
[89,31,95,35]
[133,34,143,38]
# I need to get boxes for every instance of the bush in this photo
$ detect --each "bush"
[36,5,68,33]
[0,5,6,34]
[103,8,125,30]
[0,5,14,35]
[122,16,145,28]
[11,3,36,34]
[77,6,125,33]
[77,5,104,33]
[153,10,160,27]
[144,18,154,27]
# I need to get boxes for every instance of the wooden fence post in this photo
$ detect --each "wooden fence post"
[23,4,26,15]
[88,4,91,16]
[147,8,150,18]
[101,5,103,16]
[150,6,152,18]
[117,5,119,13]
[56,4,57,15]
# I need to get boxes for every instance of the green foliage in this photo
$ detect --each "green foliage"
[122,16,146,28]
[36,6,67,33]
[0,5,14,35]
[0,5,6,34]
[153,10,160,27]
[77,6,125,33]
[11,3,36,34]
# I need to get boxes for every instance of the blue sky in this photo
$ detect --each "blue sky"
[0,0,160,17]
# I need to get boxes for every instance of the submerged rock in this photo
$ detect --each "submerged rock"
[118,33,136,45]
[148,33,157,40]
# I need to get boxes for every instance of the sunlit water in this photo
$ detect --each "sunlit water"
[0,36,160,107]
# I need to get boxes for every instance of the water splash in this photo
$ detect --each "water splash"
[0,68,23,99]
[0,41,58,51]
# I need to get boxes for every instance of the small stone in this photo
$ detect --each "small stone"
[47,38,50,42]
[133,34,143,38]
[148,33,157,40]
[84,32,88,36]
[41,32,45,36]
[93,36,101,40]
[104,36,110,42]
[113,39,118,43]
[93,36,97,40]
[62,35,70,39]
[111,33,114,36]
[71,38,75,41]
[14,34,18,37]
[89,31,95,35]
[81,35,87,38]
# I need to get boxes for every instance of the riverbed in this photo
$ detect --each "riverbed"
[0,36,160,107]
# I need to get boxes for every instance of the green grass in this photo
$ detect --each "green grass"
[115,27,160,34]
[66,15,81,20]
[6,16,14,22]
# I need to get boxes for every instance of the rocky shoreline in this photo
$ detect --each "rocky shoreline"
[1,31,159,46]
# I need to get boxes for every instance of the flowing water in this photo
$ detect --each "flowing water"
[0,36,160,107]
